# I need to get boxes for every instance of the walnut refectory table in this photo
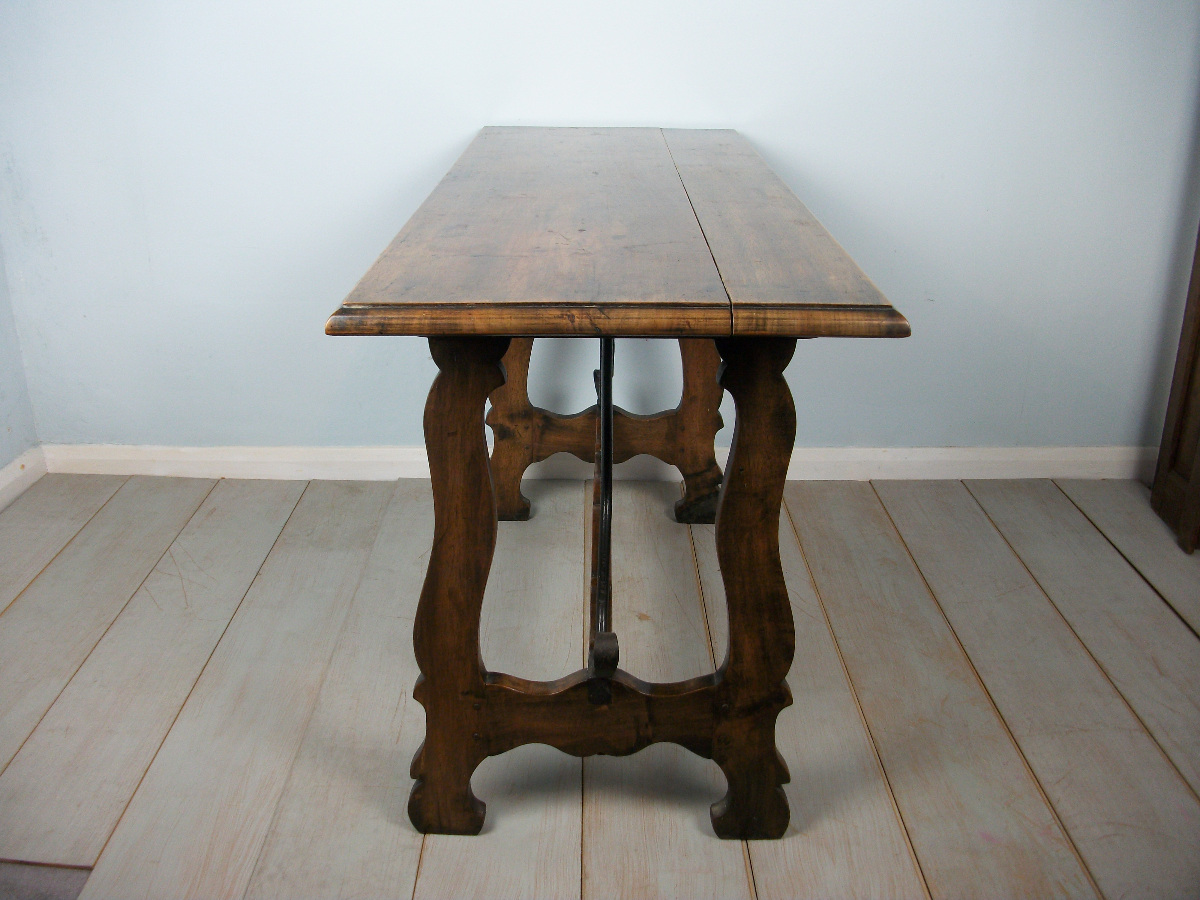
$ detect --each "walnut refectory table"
[326,127,909,839]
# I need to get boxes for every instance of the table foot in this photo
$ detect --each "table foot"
[408,734,487,835]
[711,729,792,839]
[673,472,722,523]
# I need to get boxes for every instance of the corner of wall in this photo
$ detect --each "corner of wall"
[0,241,39,474]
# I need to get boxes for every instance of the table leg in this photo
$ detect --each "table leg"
[485,337,724,523]
[709,336,797,839]
[408,335,510,835]
[487,337,536,521]
[671,338,725,524]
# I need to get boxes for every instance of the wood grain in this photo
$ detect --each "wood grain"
[692,513,928,898]
[786,481,1096,900]
[244,479,431,900]
[583,481,752,900]
[407,337,510,835]
[0,476,214,772]
[877,479,1200,899]
[331,126,730,337]
[78,481,393,900]
[487,337,724,523]
[413,480,586,900]
[7,475,1199,894]
[707,337,795,838]
[0,474,127,616]
[326,126,910,340]
[966,479,1200,795]
[1057,478,1200,635]
[662,128,909,338]
[0,479,303,867]
[413,336,797,845]
[327,302,732,338]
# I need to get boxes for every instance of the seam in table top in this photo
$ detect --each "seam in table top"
[660,128,735,337]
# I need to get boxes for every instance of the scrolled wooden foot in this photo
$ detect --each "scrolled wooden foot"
[673,472,722,524]
[711,717,792,839]
[408,735,487,835]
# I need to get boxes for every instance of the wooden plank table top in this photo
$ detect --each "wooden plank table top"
[326,127,908,338]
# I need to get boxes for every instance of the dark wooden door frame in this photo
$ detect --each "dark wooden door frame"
[1152,216,1200,552]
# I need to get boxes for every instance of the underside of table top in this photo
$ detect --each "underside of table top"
[327,127,909,339]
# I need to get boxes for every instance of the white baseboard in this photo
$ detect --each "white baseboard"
[41,444,430,481]
[782,446,1157,483]
[37,443,1157,484]
[0,446,48,512]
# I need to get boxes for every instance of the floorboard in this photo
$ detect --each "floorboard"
[0,475,1196,898]
[412,480,587,900]
[0,474,127,617]
[244,479,431,899]
[691,513,929,898]
[1057,479,1200,635]
[583,482,752,900]
[877,479,1200,899]
[78,481,392,900]
[785,481,1096,900]
[0,479,304,867]
[0,476,215,772]
[967,479,1200,795]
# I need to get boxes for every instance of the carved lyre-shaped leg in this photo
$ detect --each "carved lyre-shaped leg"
[486,337,536,521]
[709,337,797,839]
[672,338,725,524]
[408,336,510,835]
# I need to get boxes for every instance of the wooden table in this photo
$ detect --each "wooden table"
[327,127,909,839]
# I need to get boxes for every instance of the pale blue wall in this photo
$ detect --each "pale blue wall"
[0,246,38,468]
[1,1,1198,450]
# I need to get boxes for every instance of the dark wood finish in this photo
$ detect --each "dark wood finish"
[408,336,510,835]
[326,302,733,338]
[408,331,797,838]
[672,338,727,523]
[662,129,909,338]
[709,336,797,838]
[588,338,619,705]
[487,337,537,521]
[487,337,725,523]
[1153,218,1200,552]
[331,126,911,839]
[326,127,909,339]
[330,127,729,337]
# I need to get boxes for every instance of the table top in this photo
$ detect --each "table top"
[327,127,909,339]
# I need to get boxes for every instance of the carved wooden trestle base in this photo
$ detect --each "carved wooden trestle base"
[409,334,799,839]
[487,337,726,524]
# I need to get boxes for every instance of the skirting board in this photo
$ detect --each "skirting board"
[0,447,48,513]
[36,444,1157,484]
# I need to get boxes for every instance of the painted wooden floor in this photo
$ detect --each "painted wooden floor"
[0,475,1197,900]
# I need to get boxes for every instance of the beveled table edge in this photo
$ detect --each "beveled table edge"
[732,305,910,338]
[326,302,909,339]
[326,303,733,337]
